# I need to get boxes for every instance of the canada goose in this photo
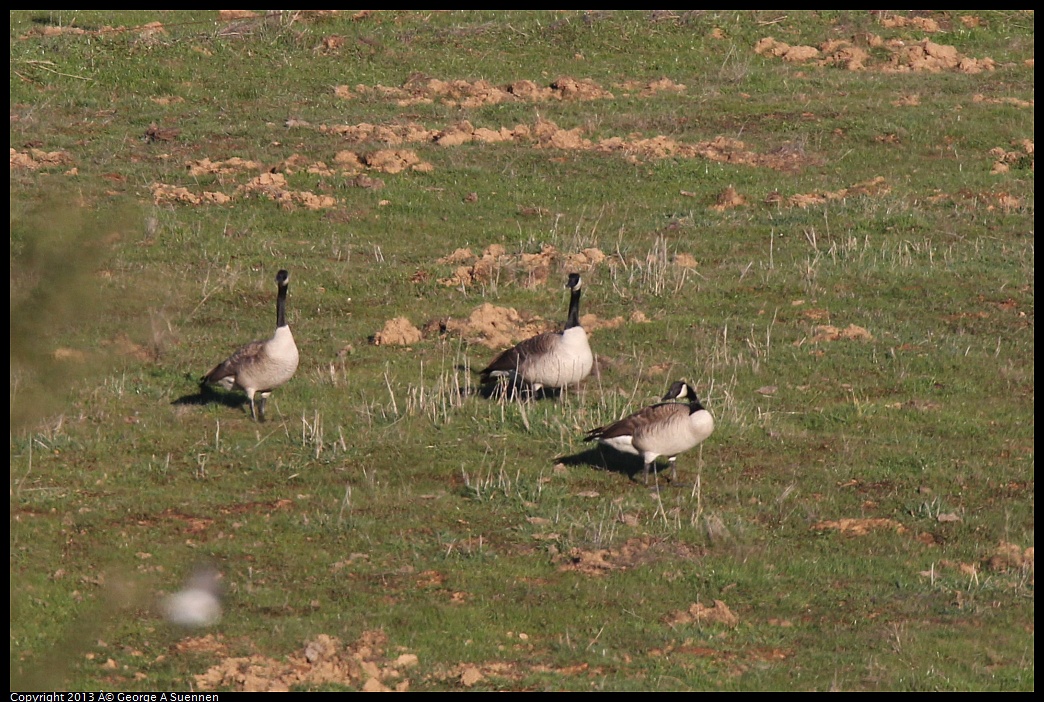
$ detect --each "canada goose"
[201,269,299,421]
[478,273,594,396]
[584,381,714,485]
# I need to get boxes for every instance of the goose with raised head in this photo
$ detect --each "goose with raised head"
[479,273,594,396]
[584,381,714,485]
[201,269,299,421]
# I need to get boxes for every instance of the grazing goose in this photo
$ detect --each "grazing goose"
[201,269,299,421]
[479,273,594,396]
[584,381,714,485]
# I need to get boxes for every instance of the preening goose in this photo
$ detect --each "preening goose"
[584,381,714,485]
[479,273,594,396]
[201,269,299,421]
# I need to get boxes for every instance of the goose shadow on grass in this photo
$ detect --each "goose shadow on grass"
[171,378,250,415]
[556,446,698,488]
[457,365,569,402]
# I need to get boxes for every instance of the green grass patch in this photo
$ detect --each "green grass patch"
[10,10,1032,692]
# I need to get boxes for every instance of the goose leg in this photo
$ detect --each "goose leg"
[248,395,258,422]
[668,456,678,482]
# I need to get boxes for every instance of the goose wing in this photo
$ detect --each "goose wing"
[202,338,266,385]
[479,331,558,381]
[585,401,687,441]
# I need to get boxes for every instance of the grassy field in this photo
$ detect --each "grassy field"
[9,10,1034,691]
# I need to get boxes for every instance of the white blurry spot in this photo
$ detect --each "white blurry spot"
[163,565,222,628]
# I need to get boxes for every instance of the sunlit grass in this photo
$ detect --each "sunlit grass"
[10,10,1033,692]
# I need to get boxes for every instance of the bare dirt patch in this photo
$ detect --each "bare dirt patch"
[619,77,687,97]
[710,186,747,212]
[756,35,998,74]
[152,150,431,209]
[423,305,629,350]
[372,317,423,346]
[194,630,416,692]
[811,518,906,536]
[443,303,551,350]
[10,147,74,171]
[340,75,613,108]
[437,243,599,288]
[988,139,1034,174]
[974,94,1034,109]
[877,14,943,32]
[554,536,704,576]
[316,116,815,170]
[985,540,1034,576]
[17,20,166,40]
[765,176,890,209]
[666,599,739,628]
[808,324,874,344]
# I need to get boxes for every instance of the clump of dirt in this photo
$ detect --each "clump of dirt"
[710,186,746,212]
[811,518,906,535]
[144,123,180,143]
[754,37,821,63]
[437,244,607,289]
[194,630,416,692]
[437,244,509,287]
[153,148,431,209]
[316,116,814,170]
[564,248,607,269]
[887,39,996,74]
[53,348,88,362]
[443,303,550,350]
[878,14,942,32]
[666,600,739,628]
[437,247,477,265]
[362,149,433,174]
[186,157,264,177]
[238,172,336,210]
[985,541,1034,575]
[175,634,227,655]
[425,660,534,688]
[420,302,625,351]
[674,253,699,269]
[989,140,1034,174]
[925,188,1026,212]
[606,132,810,170]
[554,536,704,576]
[615,77,687,97]
[319,121,435,144]
[973,94,1034,109]
[18,21,165,39]
[892,94,921,107]
[342,75,613,109]
[765,176,890,209]
[581,313,627,332]
[218,10,259,21]
[10,148,73,170]
[808,324,873,343]
[373,317,423,346]
[153,172,335,209]
[151,184,231,206]
[756,34,997,74]
[549,76,613,101]
[105,334,155,362]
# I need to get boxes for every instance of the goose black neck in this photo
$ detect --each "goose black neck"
[565,286,582,329]
[276,283,289,328]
